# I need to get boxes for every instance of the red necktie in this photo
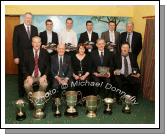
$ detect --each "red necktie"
[34,50,39,78]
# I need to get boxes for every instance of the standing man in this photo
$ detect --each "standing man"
[39,19,58,54]
[120,21,142,61]
[13,12,38,98]
[78,20,99,53]
[101,21,120,53]
[59,17,77,47]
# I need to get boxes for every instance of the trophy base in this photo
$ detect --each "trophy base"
[64,111,78,117]
[16,114,26,121]
[103,110,112,115]
[87,111,96,118]
[122,109,131,114]
[54,112,61,118]
[33,111,46,120]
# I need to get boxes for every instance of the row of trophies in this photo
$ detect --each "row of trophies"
[16,90,134,121]
[44,41,117,53]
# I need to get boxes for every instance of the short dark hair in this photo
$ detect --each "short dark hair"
[108,21,115,25]
[66,17,73,23]
[45,19,53,25]
[121,41,130,48]
[77,43,86,53]
[86,20,93,26]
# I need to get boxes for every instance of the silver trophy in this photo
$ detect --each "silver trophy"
[103,97,116,114]
[121,95,134,114]
[15,99,26,121]
[54,97,61,117]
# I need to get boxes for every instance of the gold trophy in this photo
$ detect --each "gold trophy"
[121,95,134,114]
[15,99,26,121]
[54,97,61,117]
[97,66,110,77]
[82,95,100,118]
[28,91,49,119]
[63,91,82,117]
[103,98,116,114]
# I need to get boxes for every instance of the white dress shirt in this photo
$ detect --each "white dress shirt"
[87,31,92,41]
[32,49,41,77]
[120,55,132,75]
[109,30,115,43]
[59,29,77,47]
[46,30,53,53]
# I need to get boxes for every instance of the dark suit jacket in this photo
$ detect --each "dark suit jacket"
[51,54,72,78]
[119,31,142,57]
[113,53,140,73]
[90,49,114,73]
[13,24,38,60]
[39,30,59,45]
[78,31,99,50]
[22,48,50,80]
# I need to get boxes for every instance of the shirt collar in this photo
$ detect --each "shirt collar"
[24,23,31,28]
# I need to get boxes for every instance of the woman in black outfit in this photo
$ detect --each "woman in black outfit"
[71,43,91,97]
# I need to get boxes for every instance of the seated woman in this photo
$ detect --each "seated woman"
[71,43,91,97]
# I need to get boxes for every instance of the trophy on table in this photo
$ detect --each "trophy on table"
[28,90,50,119]
[82,95,100,118]
[63,90,82,117]
[121,95,134,114]
[106,41,116,52]
[103,97,116,114]
[15,99,26,121]
[65,43,77,52]
[97,66,110,78]
[54,97,62,117]
[84,41,95,52]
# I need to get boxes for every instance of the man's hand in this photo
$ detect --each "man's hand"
[93,72,101,77]
[80,74,87,80]
[106,72,111,78]
[73,74,80,80]
[42,45,47,49]
[131,73,140,78]
[14,58,20,64]
[26,76,33,86]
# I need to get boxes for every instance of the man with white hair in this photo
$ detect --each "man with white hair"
[13,12,38,98]
[120,21,142,61]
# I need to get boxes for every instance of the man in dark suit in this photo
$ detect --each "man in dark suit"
[113,42,140,102]
[13,12,38,98]
[101,21,120,53]
[78,20,99,53]
[23,36,50,94]
[90,38,114,98]
[51,44,72,97]
[119,21,142,61]
[39,19,59,54]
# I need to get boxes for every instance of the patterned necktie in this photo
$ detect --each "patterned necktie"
[124,56,129,77]
[59,56,63,77]
[100,52,104,65]
[34,50,39,78]
[27,26,31,39]
[126,33,131,52]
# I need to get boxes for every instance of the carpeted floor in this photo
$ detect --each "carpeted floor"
[5,75,155,124]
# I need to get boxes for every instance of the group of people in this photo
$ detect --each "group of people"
[13,12,142,106]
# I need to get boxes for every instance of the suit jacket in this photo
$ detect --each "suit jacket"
[113,53,140,73]
[13,24,38,60]
[22,48,50,80]
[101,30,120,46]
[90,49,114,73]
[51,54,72,78]
[39,30,59,45]
[78,31,99,50]
[119,31,142,57]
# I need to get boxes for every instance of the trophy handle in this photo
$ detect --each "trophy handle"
[77,91,82,104]
[27,92,33,103]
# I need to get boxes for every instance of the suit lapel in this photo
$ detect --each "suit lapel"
[107,31,110,42]
[85,32,89,41]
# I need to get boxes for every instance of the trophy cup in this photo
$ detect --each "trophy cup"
[84,41,94,52]
[28,91,49,119]
[16,99,26,121]
[65,43,77,52]
[82,95,100,118]
[106,42,116,52]
[45,42,57,50]
[63,90,82,117]
[121,95,133,114]
[103,97,116,114]
[97,66,110,77]
[54,97,61,117]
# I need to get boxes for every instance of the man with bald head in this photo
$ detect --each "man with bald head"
[120,21,142,61]
[51,44,72,97]
[13,12,38,98]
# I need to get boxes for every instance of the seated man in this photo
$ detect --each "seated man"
[23,36,50,97]
[113,42,140,102]
[51,44,72,97]
[90,38,114,98]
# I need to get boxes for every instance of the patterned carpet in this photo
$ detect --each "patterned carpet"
[5,75,155,124]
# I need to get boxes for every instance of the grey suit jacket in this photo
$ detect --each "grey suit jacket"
[101,30,120,46]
